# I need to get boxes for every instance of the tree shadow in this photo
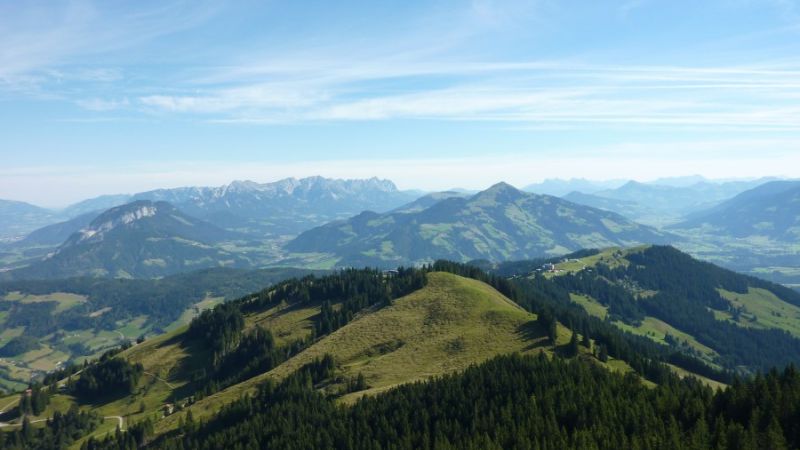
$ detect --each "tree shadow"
[516,320,551,351]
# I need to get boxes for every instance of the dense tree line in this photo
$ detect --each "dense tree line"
[0,336,41,357]
[187,303,245,367]
[17,384,50,416]
[236,267,426,317]
[3,302,57,337]
[73,352,143,399]
[313,268,424,335]
[97,353,800,450]
[0,405,100,450]
[194,328,308,396]
[81,418,156,450]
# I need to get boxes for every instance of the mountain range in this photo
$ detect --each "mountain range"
[288,182,670,266]
[0,176,418,243]
[4,175,800,285]
[126,176,418,236]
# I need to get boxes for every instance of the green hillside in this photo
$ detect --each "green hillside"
[1,267,641,447]
[262,273,551,401]
[288,182,670,267]
[1,257,776,448]
[523,245,800,372]
[156,271,562,431]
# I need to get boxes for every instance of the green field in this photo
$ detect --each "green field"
[570,293,608,319]
[570,291,719,363]
[718,287,800,337]
[613,316,718,361]
[3,291,87,314]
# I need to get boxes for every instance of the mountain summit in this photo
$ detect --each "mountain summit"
[12,200,245,279]
[287,182,671,266]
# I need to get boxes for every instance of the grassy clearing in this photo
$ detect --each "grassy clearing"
[540,247,634,279]
[613,316,718,361]
[116,315,149,339]
[166,296,224,332]
[718,288,800,337]
[667,364,727,390]
[0,327,24,347]
[3,292,87,314]
[570,293,608,319]
[248,302,320,346]
[568,294,720,364]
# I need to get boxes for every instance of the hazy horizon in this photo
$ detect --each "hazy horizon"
[1,172,790,209]
[3,0,800,206]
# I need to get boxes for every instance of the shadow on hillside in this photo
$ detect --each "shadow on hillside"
[166,334,212,402]
[516,320,550,351]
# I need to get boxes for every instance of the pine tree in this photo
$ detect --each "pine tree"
[598,345,609,362]
[568,330,580,357]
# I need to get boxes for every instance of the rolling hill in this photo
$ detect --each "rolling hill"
[0,269,562,443]
[9,200,247,279]
[4,255,797,447]
[287,182,671,267]
[234,272,551,403]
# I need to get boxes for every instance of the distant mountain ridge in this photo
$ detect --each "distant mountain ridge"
[3,176,419,251]
[563,178,776,224]
[671,180,800,240]
[0,199,58,241]
[288,182,671,267]
[523,178,626,196]
[10,200,246,279]
[98,176,417,236]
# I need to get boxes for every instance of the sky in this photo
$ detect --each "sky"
[2,0,800,207]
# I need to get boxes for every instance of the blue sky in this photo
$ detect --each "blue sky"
[2,0,800,206]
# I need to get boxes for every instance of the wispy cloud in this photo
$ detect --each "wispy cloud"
[128,60,800,132]
[3,1,800,133]
[76,97,130,111]
[0,0,219,80]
